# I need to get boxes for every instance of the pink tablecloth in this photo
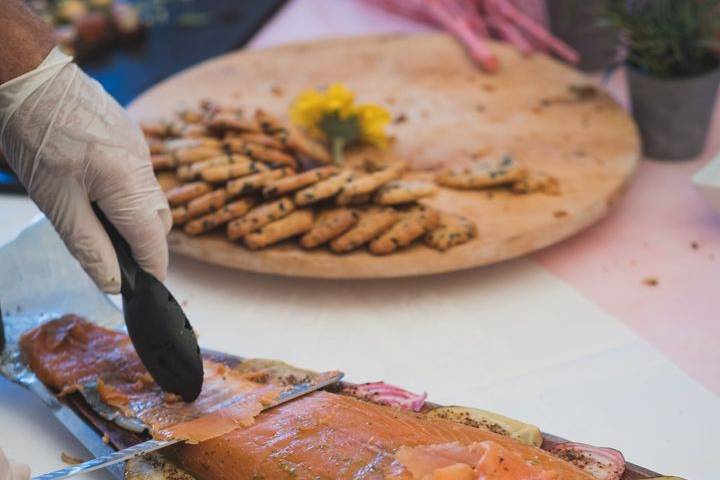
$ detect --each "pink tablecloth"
[536,77,720,394]
[255,0,720,394]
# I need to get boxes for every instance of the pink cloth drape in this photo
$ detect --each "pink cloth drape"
[362,0,576,71]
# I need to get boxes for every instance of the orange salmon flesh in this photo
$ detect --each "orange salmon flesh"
[20,316,593,480]
[19,315,279,443]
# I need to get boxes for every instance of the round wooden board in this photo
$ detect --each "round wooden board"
[129,33,640,279]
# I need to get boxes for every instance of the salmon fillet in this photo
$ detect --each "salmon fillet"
[171,392,593,480]
[19,316,279,442]
[20,314,144,394]
[21,316,593,480]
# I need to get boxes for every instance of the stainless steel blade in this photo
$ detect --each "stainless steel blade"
[22,378,125,480]
[0,220,127,480]
[31,439,172,480]
[31,371,344,480]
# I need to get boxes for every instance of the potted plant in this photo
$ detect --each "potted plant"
[545,0,619,71]
[601,0,720,160]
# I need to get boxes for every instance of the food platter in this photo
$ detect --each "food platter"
[0,320,659,480]
[0,219,669,479]
[128,33,640,279]
[72,352,664,480]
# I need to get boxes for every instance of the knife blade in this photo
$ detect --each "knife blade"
[31,371,344,480]
[0,303,122,477]
[23,378,126,479]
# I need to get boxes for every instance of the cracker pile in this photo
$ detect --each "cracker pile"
[435,155,560,195]
[144,101,477,254]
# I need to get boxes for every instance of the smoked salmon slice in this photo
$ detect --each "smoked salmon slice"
[20,315,279,443]
[395,441,559,479]
[171,392,594,480]
[21,316,594,480]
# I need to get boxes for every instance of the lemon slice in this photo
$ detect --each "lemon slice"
[426,406,542,447]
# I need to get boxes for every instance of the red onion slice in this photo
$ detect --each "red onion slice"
[547,442,626,480]
[342,381,427,412]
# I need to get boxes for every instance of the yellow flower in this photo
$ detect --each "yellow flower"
[324,83,356,118]
[290,90,325,137]
[290,83,356,137]
[290,83,391,163]
[353,104,391,148]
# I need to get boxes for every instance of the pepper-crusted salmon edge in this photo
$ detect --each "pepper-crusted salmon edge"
[18,316,281,444]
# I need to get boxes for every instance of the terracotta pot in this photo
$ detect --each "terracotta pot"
[546,0,619,71]
[627,66,720,160]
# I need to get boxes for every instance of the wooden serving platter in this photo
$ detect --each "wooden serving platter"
[128,33,640,279]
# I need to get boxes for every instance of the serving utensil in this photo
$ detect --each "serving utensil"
[31,371,344,480]
[92,204,204,402]
[0,303,5,354]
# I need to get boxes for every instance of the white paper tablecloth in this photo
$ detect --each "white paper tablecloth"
[0,193,717,479]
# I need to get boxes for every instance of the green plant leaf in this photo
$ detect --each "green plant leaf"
[320,111,360,143]
[601,0,720,77]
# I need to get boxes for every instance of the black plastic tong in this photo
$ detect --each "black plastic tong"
[92,204,203,402]
[0,303,5,354]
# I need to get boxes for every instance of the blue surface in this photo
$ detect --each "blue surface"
[0,0,287,193]
[83,0,287,106]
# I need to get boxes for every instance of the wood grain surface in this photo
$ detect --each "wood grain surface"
[129,33,640,279]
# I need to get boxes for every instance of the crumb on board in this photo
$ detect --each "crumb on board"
[568,84,599,99]
[394,113,407,124]
[691,241,699,250]
[642,276,659,287]
[553,210,568,218]
[469,146,492,159]
[271,85,284,96]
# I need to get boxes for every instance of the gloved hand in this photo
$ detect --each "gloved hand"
[0,449,29,480]
[0,46,171,293]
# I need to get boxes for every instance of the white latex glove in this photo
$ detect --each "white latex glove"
[0,449,29,480]
[0,47,171,293]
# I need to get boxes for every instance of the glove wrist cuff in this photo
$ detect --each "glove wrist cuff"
[0,47,73,138]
